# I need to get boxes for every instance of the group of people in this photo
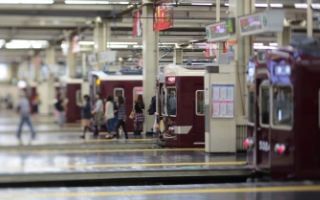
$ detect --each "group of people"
[78,92,145,140]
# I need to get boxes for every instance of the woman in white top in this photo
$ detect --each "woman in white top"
[105,95,115,137]
[92,92,103,137]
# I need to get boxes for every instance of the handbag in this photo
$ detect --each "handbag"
[129,108,135,119]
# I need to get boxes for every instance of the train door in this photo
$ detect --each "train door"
[195,89,205,143]
[256,78,271,169]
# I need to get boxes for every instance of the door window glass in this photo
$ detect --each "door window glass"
[161,88,166,115]
[196,90,204,115]
[248,86,255,123]
[114,88,124,98]
[260,86,270,125]
[167,88,177,116]
[272,86,293,126]
[76,90,82,105]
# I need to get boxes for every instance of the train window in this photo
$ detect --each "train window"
[260,86,270,126]
[133,87,143,105]
[248,86,255,123]
[167,88,177,116]
[196,90,204,115]
[114,88,124,99]
[272,85,293,127]
[161,88,166,115]
[75,90,82,105]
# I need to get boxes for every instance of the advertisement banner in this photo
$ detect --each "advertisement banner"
[99,51,117,63]
[211,84,235,118]
[133,9,142,37]
[72,35,80,53]
[153,0,173,31]
[205,42,217,57]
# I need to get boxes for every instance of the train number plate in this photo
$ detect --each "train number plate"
[259,141,270,152]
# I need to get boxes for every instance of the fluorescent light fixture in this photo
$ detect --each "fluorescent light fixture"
[269,43,278,46]
[294,3,308,9]
[5,40,48,49]
[225,3,282,8]
[18,80,27,88]
[312,3,320,9]
[254,46,276,50]
[133,45,142,48]
[65,0,110,4]
[0,40,5,48]
[108,42,137,45]
[191,2,213,6]
[198,46,207,48]
[115,1,129,4]
[254,43,264,46]
[79,41,94,45]
[106,44,128,48]
[0,0,53,4]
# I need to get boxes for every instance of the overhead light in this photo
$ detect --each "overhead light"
[294,3,308,9]
[254,43,264,46]
[107,44,128,48]
[79,41,94,45]
[115,1,129,4]
[5,40,48,49]
[0,40,5,48]
[254,46,277,50]
[225,3,283,8]
[255,3,283,8]
[312,3,320,9]
[108,42,137,45]
[65,0,110,4]
[269,43,278,46]
[191,3,213,6]
[0,0,54,4]
[133,45,142,48]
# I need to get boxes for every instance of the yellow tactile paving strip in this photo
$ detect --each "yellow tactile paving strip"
[9,148,205,154]
[1,185,320,199]
[0,161,246,170]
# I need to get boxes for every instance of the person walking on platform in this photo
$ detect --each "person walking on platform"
[133,94,145,137]
[113,96,119,135]
[107,96,128,139]
[79,95,91,139]
[104,95,115,138]
[55,93,67,128]
[17,92,36,143]
[92,92,103,138]
[32,93,41,116]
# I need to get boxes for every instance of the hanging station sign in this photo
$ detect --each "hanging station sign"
[205,18,235,42]
[153,0,174,31]
[238,10,285,36]
[133,9,142,37]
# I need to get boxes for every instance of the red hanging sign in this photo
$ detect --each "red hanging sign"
[153,0,173,31]
[133,9,142,37]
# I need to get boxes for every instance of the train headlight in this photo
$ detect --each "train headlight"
[274,144,286,155]
[244,138,254,149]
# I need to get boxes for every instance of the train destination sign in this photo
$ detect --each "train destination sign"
[238,10,285,36]
[205,18,235,42]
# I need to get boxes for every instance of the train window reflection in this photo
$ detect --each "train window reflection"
[167,88,177,116]
[260,86,270,125]
[273,86,293,127]
[196,90,204,115]
[248,86,255,123]
[114,88,124,98]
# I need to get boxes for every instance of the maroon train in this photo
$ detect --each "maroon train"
[155,64,205,147]
[89,71,143,132]
[244,45,320,180]
[59,76,82,123]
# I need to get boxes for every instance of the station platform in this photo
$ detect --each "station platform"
[0,181,319,199]
[0,148,248,186]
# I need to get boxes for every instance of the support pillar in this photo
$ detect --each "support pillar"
[307,0,313,38]
[67,37,77,77]
[94,19,109,70]
[277,27,291,46]
[142,3,159,135]
[173,48,183,65]
[45,46,56,114]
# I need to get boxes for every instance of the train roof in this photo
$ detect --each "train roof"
[59,75,83,84]
[90,71,143,81]
[164,64,206,77]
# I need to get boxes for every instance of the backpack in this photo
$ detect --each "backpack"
[147,96,156,115]
[55,100,62,111]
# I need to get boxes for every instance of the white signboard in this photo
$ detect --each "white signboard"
[238,10,285,36]
[99,51,117,63]
[212,84,235,118]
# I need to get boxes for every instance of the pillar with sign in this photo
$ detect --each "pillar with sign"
[142,2,159,135]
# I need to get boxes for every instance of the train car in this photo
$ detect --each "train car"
[89,71,143,132]
[155,64,205,147]
[59,76,82,123]
[244,44,320,180]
